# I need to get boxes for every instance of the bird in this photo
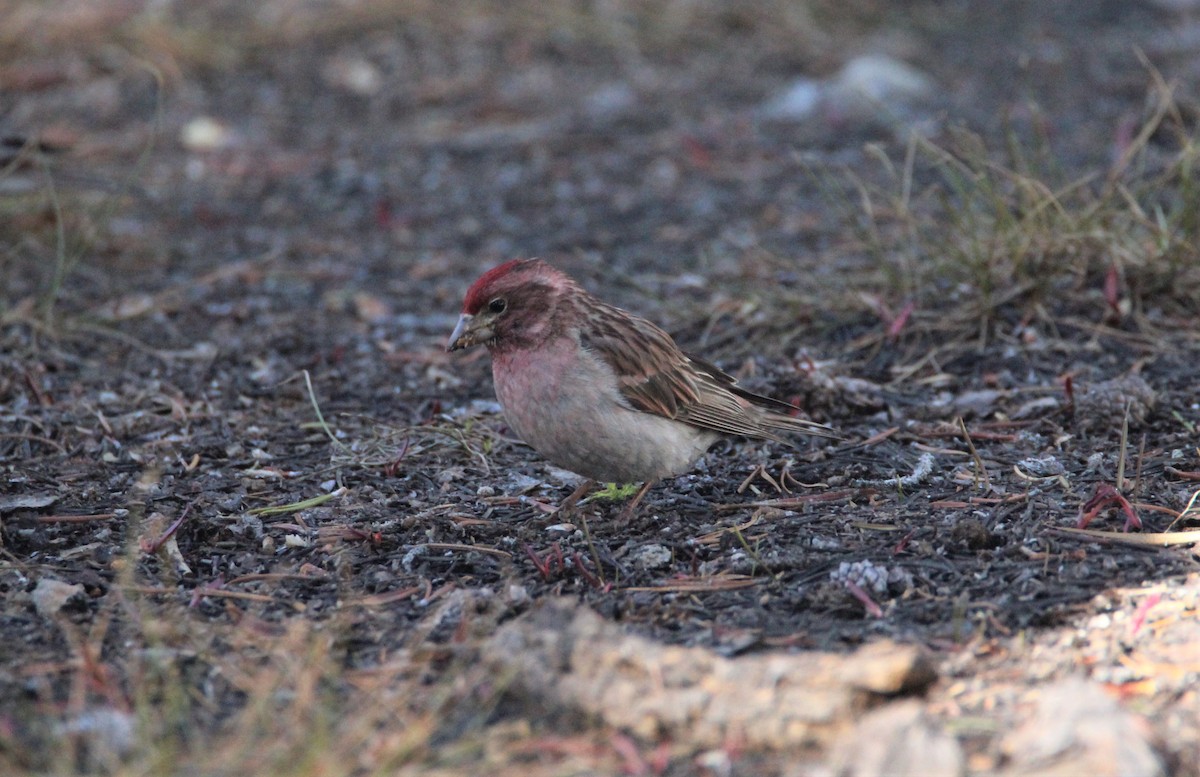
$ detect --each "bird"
[446,258,838,520]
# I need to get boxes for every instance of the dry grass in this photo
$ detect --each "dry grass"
[828,80,1200,355]
[1,576,505,775]
[3,577,678,776]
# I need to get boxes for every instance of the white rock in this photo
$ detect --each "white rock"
[762,78,822,118]
[762,54,935,127]
[834,54,934,107]
[181,116,235,151]
[32,578,85,617]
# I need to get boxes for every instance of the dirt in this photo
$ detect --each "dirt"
[2,1,1199,775]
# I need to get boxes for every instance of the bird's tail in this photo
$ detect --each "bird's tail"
[761,412,842,440]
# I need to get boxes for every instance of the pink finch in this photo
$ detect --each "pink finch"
[447,258,837,518]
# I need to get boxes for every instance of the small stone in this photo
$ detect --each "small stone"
[284,534,309,548]
[1017,456,1066,477]
[321,55,382,95]
[507,584,529,605]
[834,54,935,107]
[32,578,85,617]
[953,389,1003,417]
[181,116,235,151]
[762,54,935,130]
[630,543,673,570]
[761,78,822,119]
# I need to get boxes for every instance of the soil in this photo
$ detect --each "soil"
[2,1,1199,775]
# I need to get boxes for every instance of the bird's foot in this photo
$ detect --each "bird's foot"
[556,479,596,518]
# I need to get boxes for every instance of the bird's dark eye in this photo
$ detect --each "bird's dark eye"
[488,297,507,314]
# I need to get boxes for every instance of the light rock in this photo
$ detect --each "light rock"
[32,577,85,617]
[999,679,1163,777]
[826,701,965,777]
[763,54,935,128]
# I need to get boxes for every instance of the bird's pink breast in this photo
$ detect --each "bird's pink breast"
[490,337,718,482]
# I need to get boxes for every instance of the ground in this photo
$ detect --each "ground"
[2,1,1200,775]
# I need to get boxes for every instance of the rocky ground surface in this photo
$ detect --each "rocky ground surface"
[2,1,1199,775]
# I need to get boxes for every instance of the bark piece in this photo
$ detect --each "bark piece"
[483,599,937,750]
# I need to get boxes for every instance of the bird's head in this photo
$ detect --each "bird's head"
[446,258,574,353]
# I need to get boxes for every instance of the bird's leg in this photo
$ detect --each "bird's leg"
[615,479,658,525]
[557,479,595,516]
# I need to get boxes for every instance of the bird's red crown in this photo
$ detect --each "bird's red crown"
[462,258,531,314]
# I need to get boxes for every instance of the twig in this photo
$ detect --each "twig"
[304,369,348,451]
[958,417,990,490]
[860,426,899,446]
[342,585,426,607]
[191,588,276,603]
[578,513,607,587]
[1165,488,1200,533]
[421,542,512,559]
[730,526,772,578]
[713,490,852,512]
[1132,432,1146,496]
[523,542,564,581]
[737,464,784,495]
[141,498,199,553]
[1077,482,1141,531]
[844,581,884,618]
[1116,400,1131,490]
[1127,592,1162,639]
[0,433,67,454]
[35,513,117,524]
[1050,525,1200,547]
[571,552,610,592]
[625,576,760,593]
[929,493,1029,509]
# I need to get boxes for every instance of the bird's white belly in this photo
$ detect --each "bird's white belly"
[492,340,718,483]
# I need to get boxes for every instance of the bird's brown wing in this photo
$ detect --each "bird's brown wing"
[578,303,701,419]
[579,301,837,440]
[688,355,840,439]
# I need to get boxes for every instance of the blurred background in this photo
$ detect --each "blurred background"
[4,0,1197,328]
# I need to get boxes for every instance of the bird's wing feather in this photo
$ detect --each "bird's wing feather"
[579,301,837,440]
[578,303,700,420]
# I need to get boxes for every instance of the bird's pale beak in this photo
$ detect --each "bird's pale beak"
[446,313,493,352]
